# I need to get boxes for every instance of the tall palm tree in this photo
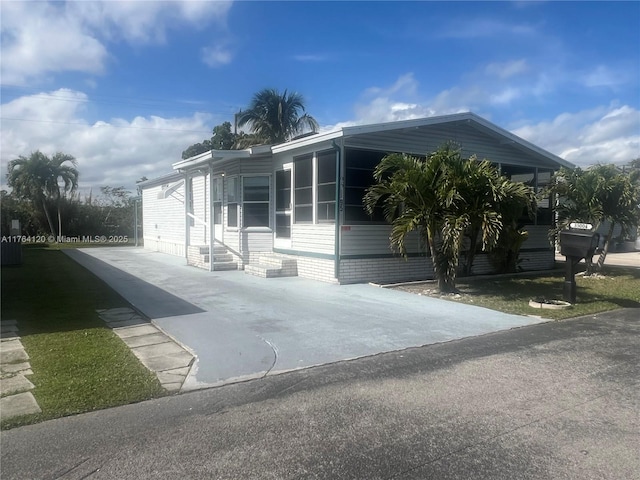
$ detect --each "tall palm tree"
[7,151,79,237]
[236,88,319,145]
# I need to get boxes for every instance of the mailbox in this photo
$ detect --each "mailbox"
[559,227,600,304]
[559,230,600,260]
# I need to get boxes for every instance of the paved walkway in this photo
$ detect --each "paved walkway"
[554,250,639,268]
[66,248,548,391]
[0,320,41,421]
[96,308,195,392]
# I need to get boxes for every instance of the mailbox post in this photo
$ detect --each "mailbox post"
[559,223,599,303]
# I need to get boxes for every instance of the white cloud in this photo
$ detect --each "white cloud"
[292,54,329,62]
[581,64,632,89]
[484,59,529,79]
[323,74,639,169]
[0,2,108,84]
[1,0,233,83]
[1,89,213,191]
[363,73,419,97]
[202,44,234,67]
[437,18,537,39]
[489,87,522,105]
[512,105,640,167]
[68,0,232,44]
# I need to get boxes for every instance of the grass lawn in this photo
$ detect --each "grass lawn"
[396,264,640,320]
[1,245,164,430]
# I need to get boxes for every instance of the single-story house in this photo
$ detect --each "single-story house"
[140,112,574,284]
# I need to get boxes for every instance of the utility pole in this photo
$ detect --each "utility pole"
[234,110,241,135]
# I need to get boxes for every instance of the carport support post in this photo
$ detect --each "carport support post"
[208,165,214,272]
[563,257,578,304]
[184,171,190,263]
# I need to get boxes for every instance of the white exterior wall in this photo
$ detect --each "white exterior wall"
[339,256,434,284]
[291,224,335,254]
[142,181,185,257]
[188,174,209,246]
[340,225,423,256]
[337,249,554,285]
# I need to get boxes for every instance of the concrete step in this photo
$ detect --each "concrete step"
[245,264,285,278]
[197,245,228,255]
[201,254,235,265]
[212,262,238,271]
[256,256,297,269]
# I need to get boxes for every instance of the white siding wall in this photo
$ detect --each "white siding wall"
[340,225,423,256]
[291,224,335,254]
[142,182,185,257]
[188,175,209,246]
[337,249,554,285]
[339,256,434,284]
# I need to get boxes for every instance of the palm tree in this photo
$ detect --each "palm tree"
[489,179,537,273]
[363,145,472,292]
[364,144,537,291]
[7,151,79,237]
[549,164,640,274]
[236,88,319,145]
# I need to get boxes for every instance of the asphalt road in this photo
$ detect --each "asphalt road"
[2,309,638,480]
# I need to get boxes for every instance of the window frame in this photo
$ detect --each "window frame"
[242,175,271,229]
[316,150,337,223]
[294,154,313,224]
[226,176,239,228]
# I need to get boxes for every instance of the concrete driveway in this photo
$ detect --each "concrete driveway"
[66,247,546,389]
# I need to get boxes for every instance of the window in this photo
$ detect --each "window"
[344,148,386,223]
[212,177,222,224]
[536,169,554,225]
[275,169,291,238]
[227,177,238,227]
[501,165,536,225]
[243,176,270,227]
[317,150,336,222]
[294,154,313,223]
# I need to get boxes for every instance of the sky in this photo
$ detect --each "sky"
[1,0,639,194]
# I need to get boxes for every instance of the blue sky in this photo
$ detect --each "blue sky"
[1,1,639,192]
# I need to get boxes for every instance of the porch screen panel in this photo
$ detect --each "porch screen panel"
[294,155,313,223]
[317,150,336,222]
[243,176,270,227]
[344,148,386,223]
[227,177,238,227]
[536,169,554,225]
[501,165,535,225]
[275,169,291,238]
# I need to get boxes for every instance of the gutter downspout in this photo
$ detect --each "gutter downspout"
[332,139,342,281]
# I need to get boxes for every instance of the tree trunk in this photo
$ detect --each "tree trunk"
[595,223,616,273]
[57,206,62,239]
[41,198,56,237]
[462,227,480,277]
[432,241,458,293]
[585,223,615,275]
